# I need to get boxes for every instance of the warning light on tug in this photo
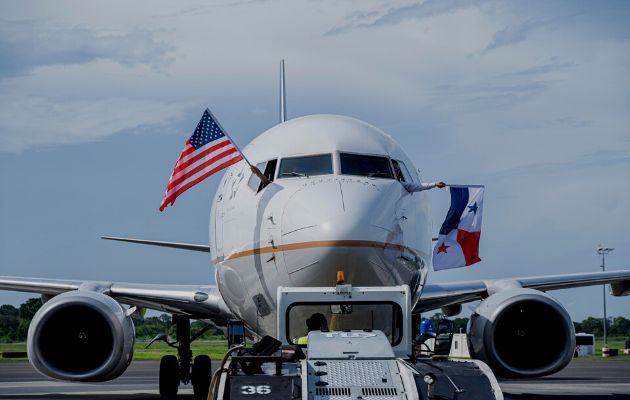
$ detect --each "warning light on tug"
[336,271,345,285]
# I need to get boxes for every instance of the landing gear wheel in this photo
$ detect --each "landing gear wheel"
[159,355,179,399]
[192,355,212,400]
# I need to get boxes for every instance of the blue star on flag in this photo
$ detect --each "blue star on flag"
[468,202,478,214]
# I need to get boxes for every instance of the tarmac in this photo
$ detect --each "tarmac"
[0,359,629,399]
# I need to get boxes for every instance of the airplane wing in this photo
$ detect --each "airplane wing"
[0,276,233,322]
[415,269,630,313]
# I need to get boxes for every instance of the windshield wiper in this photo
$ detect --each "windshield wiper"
[280,171,308,178]
[367,171,388,177]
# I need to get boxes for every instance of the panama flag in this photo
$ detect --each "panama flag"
[433,185,484,271]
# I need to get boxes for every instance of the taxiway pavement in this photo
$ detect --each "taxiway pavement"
[1,359,629,399]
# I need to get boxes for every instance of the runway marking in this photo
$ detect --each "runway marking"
[0,381,70,388]
[0,389,192,395]
[501,382,630,395]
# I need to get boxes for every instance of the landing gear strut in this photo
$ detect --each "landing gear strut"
[157,315,213,400]
[176,315,192,386]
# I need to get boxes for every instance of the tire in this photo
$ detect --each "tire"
[159,355,179,399]
[192,355,212,400]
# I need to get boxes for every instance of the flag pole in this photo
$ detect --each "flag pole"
[204,108,269,183]
[203,108,252,166]
[447,184,485,188]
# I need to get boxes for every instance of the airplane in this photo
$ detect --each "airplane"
[1,61,629,399]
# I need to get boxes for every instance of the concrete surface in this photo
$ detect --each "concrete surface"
[1,360,629,399]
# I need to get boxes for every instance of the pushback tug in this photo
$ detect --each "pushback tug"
[207,274,503,400]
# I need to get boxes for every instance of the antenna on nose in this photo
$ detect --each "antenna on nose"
[279,59,287,124]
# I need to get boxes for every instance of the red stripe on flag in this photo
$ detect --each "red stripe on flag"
[166,147,238,193]
[180,140,195,157]
[167,142,195,177]
[172,139,231,175]
[456,229,481,266]
[160,155,243,211]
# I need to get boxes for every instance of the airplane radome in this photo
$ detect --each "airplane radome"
[1,64,629,400]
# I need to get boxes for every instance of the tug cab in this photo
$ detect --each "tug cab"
[208,284,503,400]
[279,284,411,357]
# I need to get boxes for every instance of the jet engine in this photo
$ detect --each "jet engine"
[27,290,135,381]
[468,288,575,378]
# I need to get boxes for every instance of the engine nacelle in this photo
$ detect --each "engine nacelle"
[27,290,135,381]
[468,288,575,378]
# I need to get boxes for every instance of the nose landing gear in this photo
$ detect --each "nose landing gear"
[152,315,214,399]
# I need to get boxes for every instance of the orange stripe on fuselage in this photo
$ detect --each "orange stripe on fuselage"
[216,239,411,263]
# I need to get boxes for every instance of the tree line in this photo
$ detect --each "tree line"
[0,298,223,343]
[573,316,630,337]
[436,316,630,338]
[1,298,629,343]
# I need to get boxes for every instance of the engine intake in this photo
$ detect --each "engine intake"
[468,288,575,378]
[27,290,135,381]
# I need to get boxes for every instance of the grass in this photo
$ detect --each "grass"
[3,336,629,362]
[591,336,628,355]
[135,339,228,360]
[1,339,228,361]
[0,343,26,352]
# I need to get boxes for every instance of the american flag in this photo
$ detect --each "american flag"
[159,109,243,211]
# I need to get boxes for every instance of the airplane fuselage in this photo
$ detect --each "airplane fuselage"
[209,115,433,335]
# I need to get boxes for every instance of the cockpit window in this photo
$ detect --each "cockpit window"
[278,154,333,178]
[392,159,412,182]
[247,159,277,193]
[340,153,394,179]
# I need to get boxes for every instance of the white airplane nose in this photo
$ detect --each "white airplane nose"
[280,178,415,287]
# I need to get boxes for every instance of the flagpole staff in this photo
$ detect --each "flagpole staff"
[204,108,270,184]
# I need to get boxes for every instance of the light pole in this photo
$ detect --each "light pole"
[596,244,614,347]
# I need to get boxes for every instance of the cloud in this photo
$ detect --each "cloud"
[506,60,575,77]
[432,81,549,111]
[489,149,630,179]
[325,0,488,35]
[156,0,268,18]
[484,19,547,51]
[0,20,173,79]
[0,95,187,152]
[544,116,591,129]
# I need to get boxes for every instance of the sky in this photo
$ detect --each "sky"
[1,0,629,321]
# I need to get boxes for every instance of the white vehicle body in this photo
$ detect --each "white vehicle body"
[574,333,595,357]
[449,333,472,358]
